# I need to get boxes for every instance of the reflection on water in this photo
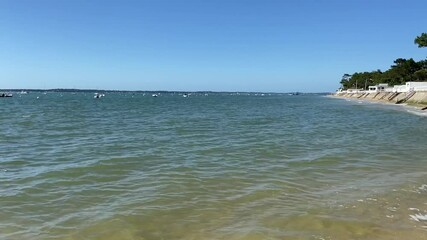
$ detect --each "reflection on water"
[1,93,427,239]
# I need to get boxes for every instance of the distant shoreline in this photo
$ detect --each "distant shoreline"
[0,88,217,94]
[0,89,330,95]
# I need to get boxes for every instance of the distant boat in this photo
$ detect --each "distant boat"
[152,94,158,97]
[0,92,13,97]
[20,91,28,94]
[183,93,188,98]
[94,93,105,99]
[288,92,300,96]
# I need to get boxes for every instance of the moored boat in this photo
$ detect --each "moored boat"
[0,92,13,97]
[94,93,105,99]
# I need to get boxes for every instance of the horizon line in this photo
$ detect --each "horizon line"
[0,88,330,94]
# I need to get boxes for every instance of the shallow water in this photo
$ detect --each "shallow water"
[1,92,427,239]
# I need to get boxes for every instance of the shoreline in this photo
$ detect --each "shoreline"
[331,91,427,110]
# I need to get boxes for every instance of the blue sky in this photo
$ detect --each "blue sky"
[1,0,426,92]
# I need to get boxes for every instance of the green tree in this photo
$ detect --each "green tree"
[339,34,427,88]
[415,33,427,48]
[340,73,352,89]
[384,58,422,84]
[414,69,427,81]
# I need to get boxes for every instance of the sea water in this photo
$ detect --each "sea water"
[1,92,427,239]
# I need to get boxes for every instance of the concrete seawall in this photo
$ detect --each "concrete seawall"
[334,91,427,108]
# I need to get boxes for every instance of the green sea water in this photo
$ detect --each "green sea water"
[1,92,427,239]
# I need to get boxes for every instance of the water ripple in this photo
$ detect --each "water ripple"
[1,93,427,239]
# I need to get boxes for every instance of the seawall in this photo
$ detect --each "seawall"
[333,91,427,108]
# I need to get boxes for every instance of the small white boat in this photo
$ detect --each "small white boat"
[0,92,13,97]
[152,94,158,97]
[94,93,105,99]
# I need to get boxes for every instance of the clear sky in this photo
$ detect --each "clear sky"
[1,0,426,92]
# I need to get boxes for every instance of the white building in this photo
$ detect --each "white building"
[368,82,427,93]
[392,85,407,93]
[367,83,389,93]
[406,82,427,91]
[346,88,364,93]
[339,82,427,94]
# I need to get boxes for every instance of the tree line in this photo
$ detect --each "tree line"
[340,33,427,90]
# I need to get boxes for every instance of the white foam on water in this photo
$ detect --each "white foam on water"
[312,235,331,240]
[409,213,427,222]
[337,96,427,117]
[387,206,398,212]
[406,109,427,117]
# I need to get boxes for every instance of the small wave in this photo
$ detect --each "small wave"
[418,185,427,191]
[410,213,427,222]
[406,109,427,117]
[409,208,420,211]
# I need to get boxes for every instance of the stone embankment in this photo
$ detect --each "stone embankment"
[334,91,427,108]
